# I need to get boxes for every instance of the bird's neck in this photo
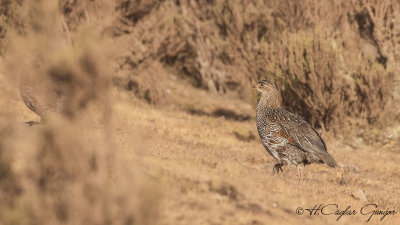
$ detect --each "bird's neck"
[257,90,281,111]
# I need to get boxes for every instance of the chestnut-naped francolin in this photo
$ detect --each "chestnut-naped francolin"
[253,80,337,183]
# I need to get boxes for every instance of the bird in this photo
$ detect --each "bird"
[20,78,65,126]
[253,80,337,183]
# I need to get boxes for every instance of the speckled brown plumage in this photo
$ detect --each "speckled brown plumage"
[20,79,65,125]
[253,80,337,183]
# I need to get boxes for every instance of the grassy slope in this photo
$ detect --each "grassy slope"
[112,79,400,225]
[1,66,399,225]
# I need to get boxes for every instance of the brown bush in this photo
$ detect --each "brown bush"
[112,0,397,134]
[3,0,397,134]
[352,0,400,107]
[0,0,24,54]
[115,60,167,104]
[263,32,343,131]
[110,0,399,134]
[260,31,395,136]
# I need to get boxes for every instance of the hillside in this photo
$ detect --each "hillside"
[0,0,400,225]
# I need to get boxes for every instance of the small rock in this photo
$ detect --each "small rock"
[272,203,278,208]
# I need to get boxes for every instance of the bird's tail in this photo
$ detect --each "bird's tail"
[320,153,338,168]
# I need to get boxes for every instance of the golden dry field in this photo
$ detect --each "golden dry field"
[1,0,400,225]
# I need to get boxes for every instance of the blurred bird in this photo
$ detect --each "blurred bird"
[253,80,337,184]
[20,80,65,126]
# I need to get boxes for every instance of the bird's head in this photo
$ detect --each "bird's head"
[252,80,277,93]
[252,80,281,108]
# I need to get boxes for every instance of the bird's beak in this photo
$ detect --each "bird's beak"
[252,84,258,88]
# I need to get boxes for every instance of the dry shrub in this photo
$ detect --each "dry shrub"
[111,0,176,103]
[351,0,400,104]
[111,0,269,99]
[105,0,400,137]
[115,61,166,104]
[60,0,112,31]
[116,0,164,25]
[352,0,400,66]
[0,0,24,54]
[263,32,343,131]
[351,61,394,125]
[112,0,267,98]
[179,0,270,93]
[99,0,399,135]
[3,0,397,135]
[262,31,394,135]
[1,0,160,224]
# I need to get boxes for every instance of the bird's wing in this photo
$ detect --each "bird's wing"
[270,109,327,155]
[20,85,41,117]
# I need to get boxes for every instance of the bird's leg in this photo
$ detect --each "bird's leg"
[272,162,284,174]
[297,165,304,184]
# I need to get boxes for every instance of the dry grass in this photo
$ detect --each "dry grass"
[112,84,400,225]
[0,0,400,224]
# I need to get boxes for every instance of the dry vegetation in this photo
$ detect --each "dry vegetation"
[0,0,400,225]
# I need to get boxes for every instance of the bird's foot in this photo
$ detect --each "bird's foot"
[272,163,284,174]
[297,165,304,185]
[25,121,41,126]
